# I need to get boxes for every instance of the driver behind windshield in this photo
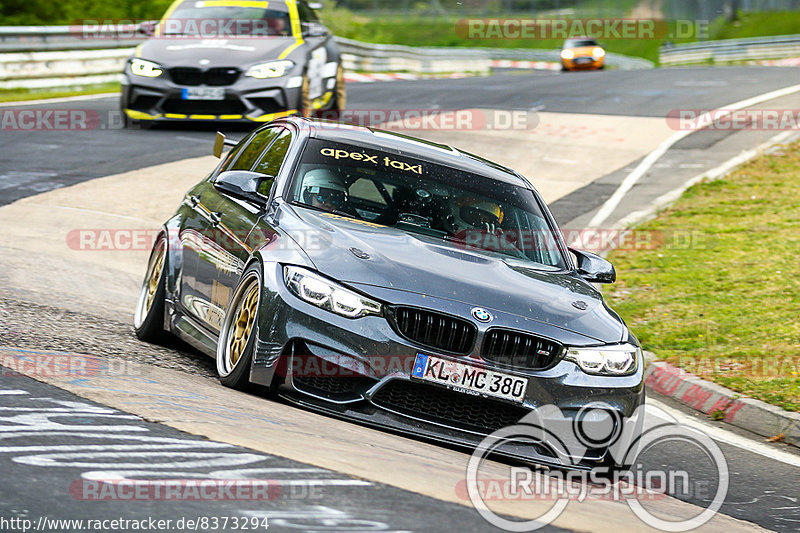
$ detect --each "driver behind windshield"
[300,169,352,214]
[291,139,566,270]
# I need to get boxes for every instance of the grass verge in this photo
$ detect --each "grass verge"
[320,5,800,65]
[0,83,120,103]
[605,142,800,412]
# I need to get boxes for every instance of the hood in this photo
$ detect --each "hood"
[137,36,297,68]
[279,205,626,343]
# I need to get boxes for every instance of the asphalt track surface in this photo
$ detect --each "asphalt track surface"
[2,374,571,533]
[1,66,797,209]
[2,66,800,532]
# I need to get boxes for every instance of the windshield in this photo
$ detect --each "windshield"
[162,1,292,36]
[565,39,598,48]
[290,139,567,270]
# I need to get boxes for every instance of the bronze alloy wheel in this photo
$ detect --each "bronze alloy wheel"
[217,270,260,381]
[134,237,165,330]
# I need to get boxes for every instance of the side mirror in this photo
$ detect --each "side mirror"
[213,131,238,158]
[137,20,157,36]
[570,248,616,283]
[302,22,329,37]
[214,170,271,206]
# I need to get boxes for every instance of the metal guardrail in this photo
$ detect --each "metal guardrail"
[0,24,652,90]
[335,37,491,74]
[660,34,800,66]
[0,24,145,51]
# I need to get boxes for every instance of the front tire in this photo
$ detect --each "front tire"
[216,265,262,389]
[331,63,346,113]
[134,234,167,342]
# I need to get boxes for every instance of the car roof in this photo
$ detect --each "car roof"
[276,117,533,188]
[564,37,599,46]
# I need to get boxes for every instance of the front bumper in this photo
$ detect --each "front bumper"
[121,72,308,123]
[252,263,645,468]
[562,55,605,70]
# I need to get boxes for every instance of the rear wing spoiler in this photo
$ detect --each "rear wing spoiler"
[213,132,238,158]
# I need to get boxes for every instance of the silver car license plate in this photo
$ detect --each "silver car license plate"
[181,87,225,100]
[411,353,527,403]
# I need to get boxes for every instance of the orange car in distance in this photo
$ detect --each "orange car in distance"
[560,37,606,71]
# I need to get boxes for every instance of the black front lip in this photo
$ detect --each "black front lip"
[278,382,616,470]
[121,73,301,122]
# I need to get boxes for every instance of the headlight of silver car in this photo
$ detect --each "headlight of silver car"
[130,58,163,78]
[245,59,295,79]
[565,343,640,376]
[284,265,382,319]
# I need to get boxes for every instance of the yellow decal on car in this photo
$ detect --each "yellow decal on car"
[154,0,184,36]
[195,0,269,7]
[319,148,424,174]
[246,109,298,122]
[124,109,162,120]
[320,212,386,228]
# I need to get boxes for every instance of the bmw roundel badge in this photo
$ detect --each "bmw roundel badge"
[471,307,493,323]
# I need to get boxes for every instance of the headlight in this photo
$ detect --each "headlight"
[593,47,606,58]
[130,58,163,78]
[565,343,640,376]
[284,265,382,319]
[560,49,574,60]
[245,60,295,79]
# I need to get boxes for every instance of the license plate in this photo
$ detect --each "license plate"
[574,57,593,64]
[181,87,225,100]
[411,353,527,403]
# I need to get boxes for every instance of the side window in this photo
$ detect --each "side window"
[253,129,293,195]
[229,128,282,171]
[217,131,256,175]
[297,1,319,23]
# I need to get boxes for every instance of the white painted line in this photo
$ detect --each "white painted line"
[588,83,800,228]
[0,92,119,108]
[0,390,29,395]
[647,397,800,468]
[278,479,372,486]
[613,130,800,230]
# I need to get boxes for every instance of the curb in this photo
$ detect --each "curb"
[644,358,799,448]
